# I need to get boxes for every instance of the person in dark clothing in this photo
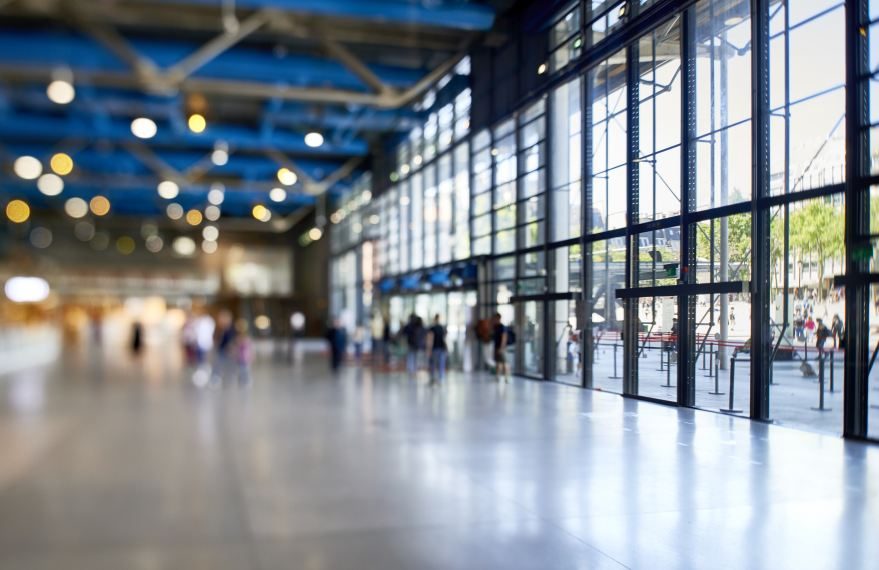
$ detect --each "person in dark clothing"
[492,313,510,383]
[831,314,845,349]
[212,310,237,384]
[131,321,143,354]
[402,314,424,375]
[426,314,448,383]
[326,318,347,372]
[382,320,392,367]
[815,318,832,360]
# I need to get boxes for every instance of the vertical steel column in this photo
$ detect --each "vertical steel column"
[678,7,697,407]
[582,75,594,389]
[750,0,772,421]
[843,0,870,438]
[543,99,555,382]
[624,41,641,396]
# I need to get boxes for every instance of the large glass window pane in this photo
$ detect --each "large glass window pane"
[437,155,453,264]
[633,229,680,287]
[551,78,583,241]
[693,212,752,284]
[768,195,846,435]
[691,293,751,416]
[519,301,544,377]
[410,173,423,270]
[423,165,437,268]
[769,2,846,195]
[636,19,682,223]
[692,0,752,211]
[453,143,470,260]
[635,296,678,402]
[588,238,626,393]
[589,49,628,233]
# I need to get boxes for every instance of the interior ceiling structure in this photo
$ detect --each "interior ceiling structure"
[0,0,500,227]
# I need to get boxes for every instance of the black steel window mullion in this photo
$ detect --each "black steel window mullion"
[843,0,871,439]
[678,6,697,408]
[543,95,556,382]
[624,41,640,397]
[750,0,772,422]
[582,72,594,389]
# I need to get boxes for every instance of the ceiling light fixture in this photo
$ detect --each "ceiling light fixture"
[50,152,74,176]
[207,183,225,205]
[304,132,324,148]
[157,180,179,199]
[89,195,110,216]
[5,199,30,223]
[65,197,88,219]
[211,141,229,166]
[277,167,298,186]
[13,156,42,180]
[188,113,206,133]
[37,173,64,196]
[131,117,157,139]
[269,187,287,203]
[47,68,75,105]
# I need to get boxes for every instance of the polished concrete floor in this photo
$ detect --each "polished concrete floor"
[1,344,878,569]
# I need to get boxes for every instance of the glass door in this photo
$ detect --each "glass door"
[515,300,543,378]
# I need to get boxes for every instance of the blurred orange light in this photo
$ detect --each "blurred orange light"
[50,152,74,175]
[6,199,30,223]
[185,209,203,226]
[89,195,110,216]
[188,113,206,133]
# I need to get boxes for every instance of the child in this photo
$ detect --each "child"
[235,320,254,386]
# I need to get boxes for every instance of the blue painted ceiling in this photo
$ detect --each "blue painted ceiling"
[0,0,495,222]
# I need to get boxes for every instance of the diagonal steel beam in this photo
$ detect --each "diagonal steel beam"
[314,156,362,194]
[319,35,392,95]
[166,9,273,84]
[265,148,317,187]
[123,142,184,181]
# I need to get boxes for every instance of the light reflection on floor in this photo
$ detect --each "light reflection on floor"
[0,345,876,569]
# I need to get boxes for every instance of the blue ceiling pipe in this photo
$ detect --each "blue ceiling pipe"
[4,144,356,181]
[1,177,317,216]
[0,29,425,91]
[4,86,421,133]
[138,0,495,31]
[0,112,369,156]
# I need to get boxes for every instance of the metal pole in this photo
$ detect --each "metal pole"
[709,353,724,395]
[721,356,742,413]
[829,351,834,393]
[812,355,830,411]
[610,342,621,379]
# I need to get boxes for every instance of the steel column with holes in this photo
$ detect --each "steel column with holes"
[749,0,771,421]
[843,0,870,438]
[678,7,697,407]
[624,39,641,397]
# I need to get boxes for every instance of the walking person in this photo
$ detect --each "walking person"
[370,311,385,367]
[235,320,254,386]
[831,314,845,349]
[402,314,424,376]
[326,317,347,373]
[815,318,832,360]
[212,310,236,384]
[426,314,448,384]
[493,313,512,383]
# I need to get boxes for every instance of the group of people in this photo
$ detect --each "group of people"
[326,311,515,383]
[793,311,845,359]
[182,309,254,385]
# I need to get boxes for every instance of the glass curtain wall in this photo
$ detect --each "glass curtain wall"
[328,0,879,441]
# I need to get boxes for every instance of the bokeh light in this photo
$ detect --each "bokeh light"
[6,199,30,223]
[89,196,110,216]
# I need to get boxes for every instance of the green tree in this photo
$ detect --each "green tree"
[788,200,844,298]
[695,213,752,280]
